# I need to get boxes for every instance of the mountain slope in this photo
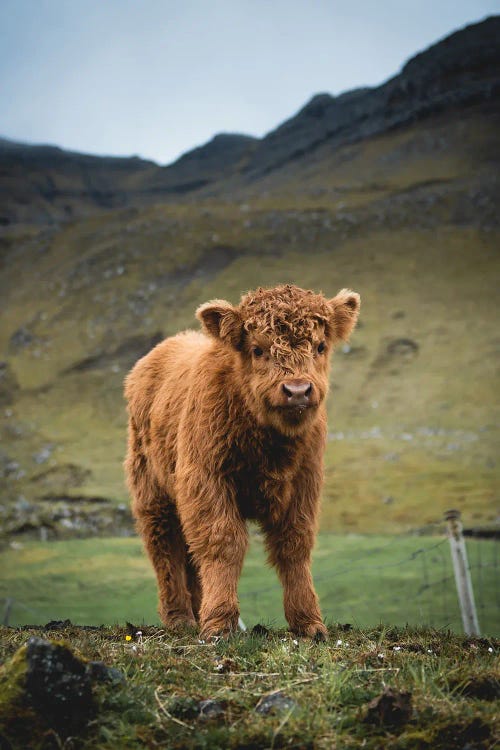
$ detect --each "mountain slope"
[0,17,499,539]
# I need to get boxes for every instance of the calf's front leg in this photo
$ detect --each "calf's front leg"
[266,522,327,640]
[178,484,248,638]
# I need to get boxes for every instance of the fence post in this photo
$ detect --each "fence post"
[445,509,480,636]
[2,598,12,626]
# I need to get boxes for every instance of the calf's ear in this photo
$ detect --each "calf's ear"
[328,289,360,341]
[196,299,243,348]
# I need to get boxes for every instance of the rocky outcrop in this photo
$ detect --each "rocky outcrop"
[242,16,500,178]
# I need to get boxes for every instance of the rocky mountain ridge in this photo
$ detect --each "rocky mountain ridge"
[1,15,498,224]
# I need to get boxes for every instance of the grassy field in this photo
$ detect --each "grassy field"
[1,533,498,637]
[1,621,498,749]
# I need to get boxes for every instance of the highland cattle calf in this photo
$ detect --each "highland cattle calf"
[124,284,360,638]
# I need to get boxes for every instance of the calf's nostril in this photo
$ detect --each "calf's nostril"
[305,384,312,397]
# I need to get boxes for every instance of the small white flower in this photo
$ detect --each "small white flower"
[131,645,137,653]
[488,647,494,653]
[427,649,433,654]
[198,639,206,644]
[216,663,224,671]
[293,639,299,646]
[393,646,401,651]
[377,653,385,660]
[336,639,343,647]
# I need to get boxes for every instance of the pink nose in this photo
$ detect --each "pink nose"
[282,380,313,406]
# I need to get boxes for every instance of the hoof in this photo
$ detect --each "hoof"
[313,629,327,643]
[291,622,328,640]
[160,612,197,630]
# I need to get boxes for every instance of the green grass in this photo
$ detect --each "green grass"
[1,534,498,637]
[1,622,498,749]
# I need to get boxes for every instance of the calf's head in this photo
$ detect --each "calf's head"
[197,284,360,435]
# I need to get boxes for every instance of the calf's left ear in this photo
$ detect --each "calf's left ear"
[328,289,361,341]
[196,299,243,348]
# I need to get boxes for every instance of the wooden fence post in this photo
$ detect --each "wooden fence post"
[445,509,480,636]
[2,598,12,626]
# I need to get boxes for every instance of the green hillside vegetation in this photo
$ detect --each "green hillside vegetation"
[1,104,498,538]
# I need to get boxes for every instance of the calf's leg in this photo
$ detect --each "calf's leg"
[126,442,195,627]
[266,524,327,639]
[186,555,202,622]
[136,500,197,628]
[178,488,248,638]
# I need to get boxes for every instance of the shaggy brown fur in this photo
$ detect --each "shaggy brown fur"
[124,284,360,638]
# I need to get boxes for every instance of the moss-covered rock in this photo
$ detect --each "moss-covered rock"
[0,636,121,749]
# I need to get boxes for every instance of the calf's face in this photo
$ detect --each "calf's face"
[197,284,360,435]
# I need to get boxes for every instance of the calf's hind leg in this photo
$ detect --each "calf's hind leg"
[135,499,197,628]
[126,416,195,627]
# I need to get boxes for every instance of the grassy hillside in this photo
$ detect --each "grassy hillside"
[0,622,498,749]
[0,106,499,538]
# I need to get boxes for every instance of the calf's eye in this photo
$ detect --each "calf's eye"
[317,341,326,354]
[252,346,264,358]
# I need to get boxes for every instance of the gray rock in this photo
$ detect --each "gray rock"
[198,698,226,720]
[25,636,95,730]
[86,660,126,685]
[255,690,296,715]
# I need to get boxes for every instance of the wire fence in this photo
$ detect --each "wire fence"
[1,521,499,636]
[238,525,499,636]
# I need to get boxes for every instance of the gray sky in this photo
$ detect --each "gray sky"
[0,1,497,165]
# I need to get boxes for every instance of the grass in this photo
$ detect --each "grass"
[0,621,498,749]
[0,534,498,637]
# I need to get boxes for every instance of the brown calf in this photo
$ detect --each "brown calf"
[124,284,360,638]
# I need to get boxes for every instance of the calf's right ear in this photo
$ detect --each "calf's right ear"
[196,299,243,348]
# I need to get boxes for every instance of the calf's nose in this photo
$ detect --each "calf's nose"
[282,380,313,406]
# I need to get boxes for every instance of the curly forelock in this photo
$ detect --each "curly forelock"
[239,284,331,368]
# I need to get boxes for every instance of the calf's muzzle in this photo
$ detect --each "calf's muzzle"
[281,379,313,407]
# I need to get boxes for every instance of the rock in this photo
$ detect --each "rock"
[43,619,72,630]
[364,686,412,727]
[0,637,124,748]
[32,445,55,465]
[86,661,126,685]
[255,690,296,715]
[198,699,226,720]
[0,637,93,747]
[9,327,33,350]
[25,637,93,722]
[0,362,19,406]
[386,338,419,359]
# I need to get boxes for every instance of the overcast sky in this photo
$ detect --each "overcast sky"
[0,1,497,165]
